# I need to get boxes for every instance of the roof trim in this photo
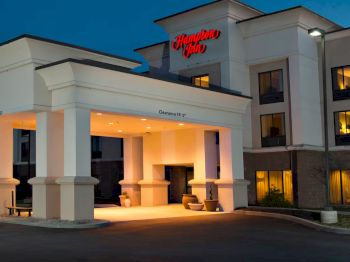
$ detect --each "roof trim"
[236,5,341,29]
[36,58,251,100]
[154,0,263,24]
[134,40,168,52]
[326,26,350,35]
[0,34,142,65]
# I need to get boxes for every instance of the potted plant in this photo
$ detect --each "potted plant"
[125,195,131,208]
[204,185,218,212]
[119,191,128,207]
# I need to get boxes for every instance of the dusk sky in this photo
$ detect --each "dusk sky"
[1,0,349,67]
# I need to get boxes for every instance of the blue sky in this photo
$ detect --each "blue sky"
[1,0,349,66]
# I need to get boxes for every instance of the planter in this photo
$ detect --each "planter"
[125,198,131,208]
[182,194,198,209]
[321,210,338,224]
[188,203,204,211]
[119,195,126,207]
[204,200,218,212]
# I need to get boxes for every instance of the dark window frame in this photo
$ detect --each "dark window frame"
[260,113,286,147]
[91,136,102,159]
[331,65,350,101]
[334,110,350,146]
[258,69,284,104]
[191,74,209,88]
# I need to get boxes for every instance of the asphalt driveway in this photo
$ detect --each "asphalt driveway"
[0,213,349,261]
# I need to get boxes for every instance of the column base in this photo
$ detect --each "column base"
[119,180,141,206]
[0,178,20,216]
[215,179,250,211]
[56,176,99,222]
[188,179,217,203]
[138,180,170,206]
[28,177,60,219]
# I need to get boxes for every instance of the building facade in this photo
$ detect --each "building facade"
[0,0,349,222]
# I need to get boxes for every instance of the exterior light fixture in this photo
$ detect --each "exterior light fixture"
[141,118,147,121]
[108,122,114,125]
[308,28,325,37]
[117,130,123,133]
[146,126,151,129]
[178,123,184,126]
[96,112,103,116]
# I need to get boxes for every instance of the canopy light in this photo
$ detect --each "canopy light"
[308,28,325,37]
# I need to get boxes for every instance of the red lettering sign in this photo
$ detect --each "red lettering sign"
[171,29,221,59]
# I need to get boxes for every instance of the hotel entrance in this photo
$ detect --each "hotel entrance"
[165,166,194,203]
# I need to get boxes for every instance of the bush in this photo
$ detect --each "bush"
[260,187,293,208]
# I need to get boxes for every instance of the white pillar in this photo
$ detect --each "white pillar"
[0,120,19,215]
[56,108,98,221]
[189,130,217,203]
[29,112,63,219]
[215,127,249,211]
[139,133,169,206]
[119,136,143,206]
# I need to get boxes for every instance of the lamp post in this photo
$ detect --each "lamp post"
[308,28,337,223]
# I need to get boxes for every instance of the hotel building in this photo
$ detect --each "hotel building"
[1,0,350,221]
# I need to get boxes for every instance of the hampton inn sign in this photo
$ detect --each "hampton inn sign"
[171,29,221,59]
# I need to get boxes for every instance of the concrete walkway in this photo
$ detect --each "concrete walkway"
[94,204,224,222]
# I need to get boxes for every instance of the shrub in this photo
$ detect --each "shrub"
[260,187,293,208]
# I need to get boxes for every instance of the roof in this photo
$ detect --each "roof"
[36,58,251,100]
[154,0,263,23]
[134,41,168,52]
[236,5,341,29]
[0,34,142,65]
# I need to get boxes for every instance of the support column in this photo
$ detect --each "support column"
[215,127,249,211]
[189,130,218,203]
[29,112,63,219]
[139,132,169,206]
[56,108,98,221]
[139,165,169,206]
[119,136,143,206]
[0,120,19,215]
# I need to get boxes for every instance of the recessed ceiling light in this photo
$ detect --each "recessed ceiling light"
[179,123,185,126]
[141,118,147,121]
[96,113,103,116]
[117,130,123,133]
[146,126,151,129]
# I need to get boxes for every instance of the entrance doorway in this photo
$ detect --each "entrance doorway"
[91,136,124,204]
[165,166,194,203]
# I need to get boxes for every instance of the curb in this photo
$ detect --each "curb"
[233,210,350,235]
[0,217,111,229]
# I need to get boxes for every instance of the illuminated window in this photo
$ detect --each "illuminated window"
[260,113,286,147]
[330,170,350,205]
[192,75,209,88]
[259,69,283,104]
[256,171,293,203]
[332,66,350,100]
[334,111,350,145]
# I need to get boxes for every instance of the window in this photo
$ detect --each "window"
[260,113,286,147]
[20,130,31,162]
[256,171,293,203]
[330,170,350,205]
[332,66,350,100]
[334,111,350,145]
[192,74,209,88]
[91,136,102,159]
[258,69,284,104]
